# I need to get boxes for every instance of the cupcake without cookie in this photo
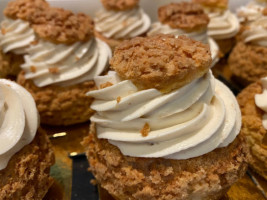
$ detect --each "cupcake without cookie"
[94,0,151,50]
[193,0,240,55]
[228,16,267,86]
[147,2,219,67]
[0,0,46,78]
[237,77,267,180]
[15,0,112,126]
[83,35,249,200]
[0,79,54,199]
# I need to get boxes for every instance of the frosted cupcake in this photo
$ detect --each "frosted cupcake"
[16,0,112,126]
[83,35,248,200]
[237,77,267,180]
[0,0,46,78]
[147,2,219,67]
[193,0,240,55]
[228,16,267,86]
[94,0,151,50]
[0,79,54,199]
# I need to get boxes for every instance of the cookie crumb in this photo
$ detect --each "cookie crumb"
[100,82,113,89]
[49,67,59,74]
[90,179,97,185]
[263,7,267,16]
[30,40,39,45]
[30,66,37,73]
[140,123,150,137]
[1,28,6,35]
[116,96,121,103]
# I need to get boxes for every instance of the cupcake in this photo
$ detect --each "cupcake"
[0,0,45,78]
[83,35,248,200]
[193,0,240,55]
[228,16,267,86]
[15,0,112,126]
[237,77,267,180]
[147,2,219,67]
[94,0,151,50]
[0,79,54,199]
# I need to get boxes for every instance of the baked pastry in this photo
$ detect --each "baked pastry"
[228,16,267,86]
[15,0,112,126]
[0,79,54,199]
[0,0,45,78]
[83,35,248,200]
[94,0,151,50]
[147,2,219,67]
[193,0,240,55]
[237,77,267,180]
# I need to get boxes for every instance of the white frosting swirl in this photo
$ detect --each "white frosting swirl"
[147,22,219,67]
[237,1,265,24]
[242,16,267,46]
[95,7,151,40]
[0,18,35,54]
[21,38,112,87]
[0,79,38,170]
[255,77,267,129]
[87,71,241,159]
[208,10,240,39]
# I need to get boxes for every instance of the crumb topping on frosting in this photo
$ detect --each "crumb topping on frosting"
[110,34,212,93]
[100,0,139,11]
[158,2,209,31]
[193,0,228,9]
[4,0,94,44]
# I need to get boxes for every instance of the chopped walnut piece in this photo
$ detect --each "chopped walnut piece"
[116,96,121,103]
[100,82,113,89]
[30,66,37,73]
[140,123,150,137]
[49,67,59,74]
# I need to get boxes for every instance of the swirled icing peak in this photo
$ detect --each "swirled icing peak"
[87,70,241,159]
[0,79,38,170]
[0,18,35,54]
[95,7,151,40]
[255,77,267,129]
[21,38,112,87]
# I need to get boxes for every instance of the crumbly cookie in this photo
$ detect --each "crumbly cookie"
[17,71,96,126]
[0,51,24,78]
[0,128,55,200]
[228,42,267,86]
[100,0,139,11]
[83,123,248,200]
[193,0,228,9]
[237,82,267,180]
[110,34,212,93]
[158,2,209,31]
[5,0,94,44]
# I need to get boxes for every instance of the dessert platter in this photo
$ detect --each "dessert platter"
[0,0,266,200]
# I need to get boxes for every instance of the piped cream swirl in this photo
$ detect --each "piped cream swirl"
[242,17,267,46]
[208,10,240,39]
[95,7,151,40]
[0,18,35,54]
[147,23,219,67]
[22,38,112,87]
[237,2,265,24]
[0,79,38,170]
[87,71,241,159]
[255,77,267,129]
